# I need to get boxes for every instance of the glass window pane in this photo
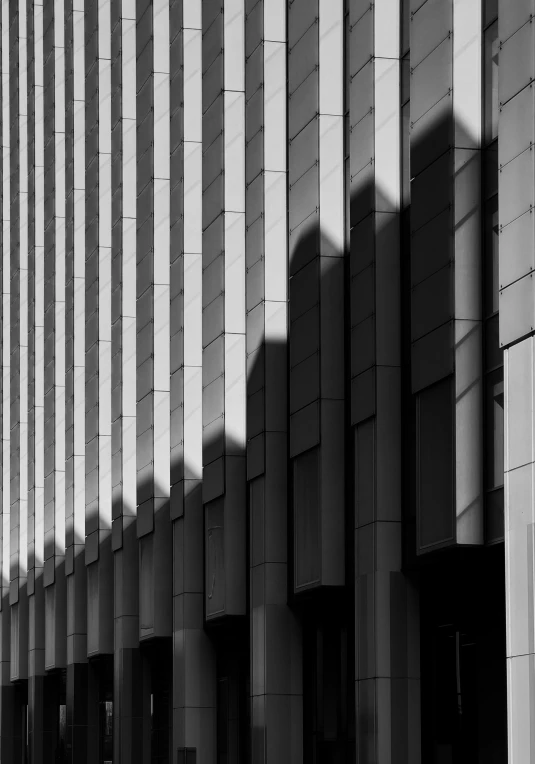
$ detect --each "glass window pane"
[484,22,499,145]
[485,368,504,490]
[484,194,499,315]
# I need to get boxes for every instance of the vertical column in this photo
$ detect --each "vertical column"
[28,0,46,757]
[65,0,88,758]
[498,2,535,761]
[349,0,420,760]
[85,0,113,658]
[10,0,30,684]
[0,0,14,757]
[43,0,67,672]
[202,0,247,621]
[112,0,144,760]
[410,0,483,550]
[287,0,345,593]
[171,0,217,761]
[245,1,302,761]
[136,0,172,641]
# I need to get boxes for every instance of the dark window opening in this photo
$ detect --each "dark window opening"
[420,550,507,763]
[215,627,250,764]
[302,594,355,764]
[43,669,67,764]
[143,638,172,764]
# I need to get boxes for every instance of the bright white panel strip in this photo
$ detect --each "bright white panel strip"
[122,1,136,513]
[183,141,202,256]
[183,3,202,487]
[2,0,11,593]
[224,92,245,214]
[184,253,202,368]
[224,213,246,334]
[263,0,285,42]
[225,333,246,449]
[73,4,85,544]
[319,0,344,116]
[223,0,244,91]
[153,0,169,74]
[222,0,246,453]
[264,171,288,306]
[98,0,112,529]
[319,114,345,254]
[374,59,401,212]
[34,0,45,570]
[374,0,400,59]
[262,25,287,349]
[319,0,345,256]
[263,42,286,173]
[153,0,170,501]
[453,0,481,147]
[54,0,66,556]
[19,0,28,578]
[183,29,202,144]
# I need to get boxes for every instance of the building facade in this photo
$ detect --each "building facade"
[0,0,528,760]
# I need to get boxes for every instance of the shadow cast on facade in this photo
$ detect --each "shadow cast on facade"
[0,99,508,764]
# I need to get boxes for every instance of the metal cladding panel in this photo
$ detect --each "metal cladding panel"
[288,0,318,48]
[411,322,453,393]
[410,151,452,233]
[499,79,535,167]
[500,209,535,291]
[499,274,535,348]
[411,0,452,68]
[288,22,318,94]
[499,0,535,42]
[499,20,535,106]
[350,5,373,78]
[411,208,453,288]
[500,146,535,228]
[410,94,453,177]
[411,264,452,342]
[410,37,452,125]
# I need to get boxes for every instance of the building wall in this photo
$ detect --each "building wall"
[0,0,516,761]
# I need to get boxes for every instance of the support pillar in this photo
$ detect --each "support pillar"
[349,0,421,760]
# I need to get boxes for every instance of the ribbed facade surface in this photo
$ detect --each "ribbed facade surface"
[0,0,525,761]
